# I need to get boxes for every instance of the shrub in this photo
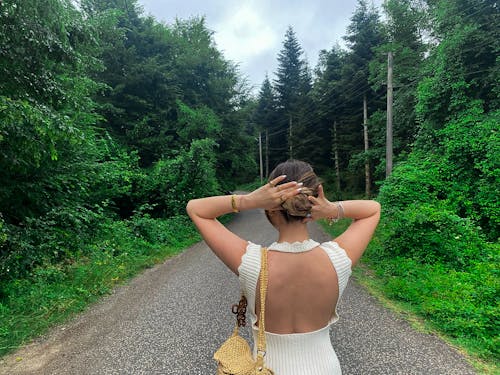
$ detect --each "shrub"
[0,204,104,282]
[380,202,486,269]
[372,253,499,359]
[129,210,198,247]
[144,138,221,217]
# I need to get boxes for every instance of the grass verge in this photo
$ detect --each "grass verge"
[0,214,213,358]
[321,220,499,375]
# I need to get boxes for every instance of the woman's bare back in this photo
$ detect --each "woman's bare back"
[256,247,340,334]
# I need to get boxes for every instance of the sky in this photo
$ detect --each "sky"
[137,0,384,92]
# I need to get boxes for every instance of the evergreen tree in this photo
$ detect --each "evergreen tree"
[339,0,385,194]
[273,26,307,162]
[253,75,279,177]
[311,46,346,186]
[292,61,320,166]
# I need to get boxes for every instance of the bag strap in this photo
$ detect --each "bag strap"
[230,247,269,365]
[256,247,268,363]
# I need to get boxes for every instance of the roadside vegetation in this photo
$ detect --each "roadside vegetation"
[0,0,497,371]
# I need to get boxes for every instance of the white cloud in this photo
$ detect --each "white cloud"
[137,0,385,90]
[213,4,278,62]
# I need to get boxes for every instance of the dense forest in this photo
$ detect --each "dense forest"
[0,0,498,367]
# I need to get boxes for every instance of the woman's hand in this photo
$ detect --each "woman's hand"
[306,184,334,221]
[240,175,302,210]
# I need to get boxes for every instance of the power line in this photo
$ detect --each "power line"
[258,1,497,160]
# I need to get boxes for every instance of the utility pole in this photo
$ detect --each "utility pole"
[386,51,394,178]
[333,121,341,194]
[265,129,269,178]
[258,132,263,184]
[363,94,371,198]
[289,116,293,159]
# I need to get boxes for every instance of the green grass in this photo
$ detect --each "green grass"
[0,215,203,357]
[321,220,500,374]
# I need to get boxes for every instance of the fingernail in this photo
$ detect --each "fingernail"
[297,188,302,192]
[297,182,304,186]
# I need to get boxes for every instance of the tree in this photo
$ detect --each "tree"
[416,0,499,141]
[368,0,427,181]
[339,0,385,194]
[253,75,279,177]
[273,26,308,162]
[311,46,346,190]
[0,0,103,222]
[0,0,114,279]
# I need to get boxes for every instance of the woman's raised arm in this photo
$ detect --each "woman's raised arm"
[186,175,301,274]
[308,185,381,265]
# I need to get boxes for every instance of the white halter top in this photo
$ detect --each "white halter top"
[237,239,352,374]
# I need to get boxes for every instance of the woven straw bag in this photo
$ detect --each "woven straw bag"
[214,247,274,375]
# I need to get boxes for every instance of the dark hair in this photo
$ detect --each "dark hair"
[266,160,321,223]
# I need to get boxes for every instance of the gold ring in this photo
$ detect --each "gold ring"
[280,195,285,203]
[269,182,275,188]
[276,185,281,191]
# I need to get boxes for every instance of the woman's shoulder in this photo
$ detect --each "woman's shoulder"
[319,241,353,270]
[320,240,348,254]
[244,241,262,259]
[237,242,261,275]
[319,241,352,296]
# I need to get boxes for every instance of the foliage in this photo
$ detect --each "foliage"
[366,248,499,361]
[380,202,487,268]
[0,0,103,222]
[143,138,221,217]
[176,101,222,146]
[379,107,499,242]
[415,0,498,143]
[0,215,200,357]
[0,0,251,287]
[374,106,499,363]
[0,0,498,365]
[0,204,103,282]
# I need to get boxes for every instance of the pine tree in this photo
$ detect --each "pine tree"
[253,75,278,176]
[311,46,346,188]
[339,0,385,194]
[273,26,306,160]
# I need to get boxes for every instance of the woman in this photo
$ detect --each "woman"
[186,160,381,374]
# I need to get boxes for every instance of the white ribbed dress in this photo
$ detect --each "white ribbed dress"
[237,239,352,375]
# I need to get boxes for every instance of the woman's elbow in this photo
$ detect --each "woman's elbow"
[186,199,196,217]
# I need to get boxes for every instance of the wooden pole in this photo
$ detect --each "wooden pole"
[259,132,263,184]
[363,94,371,198]
[386,51,394,178]
[333,121,341,193]
[289,116,293,159]
[265,128,269,178]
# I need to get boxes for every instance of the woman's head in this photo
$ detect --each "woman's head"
[266,160,321,224]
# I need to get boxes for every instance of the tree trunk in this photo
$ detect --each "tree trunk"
[265,129,269,178]
[333,121,341,194]
[386,51,394,178]
[363,94,371,198]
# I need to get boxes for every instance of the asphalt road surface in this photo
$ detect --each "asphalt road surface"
[0,209,477,374]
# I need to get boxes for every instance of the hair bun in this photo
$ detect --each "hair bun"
[281,187,314,217]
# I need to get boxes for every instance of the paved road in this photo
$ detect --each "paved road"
[1,209,476,375]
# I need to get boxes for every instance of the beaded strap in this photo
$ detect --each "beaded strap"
[256,247,268,360]
[231,247,269,364]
